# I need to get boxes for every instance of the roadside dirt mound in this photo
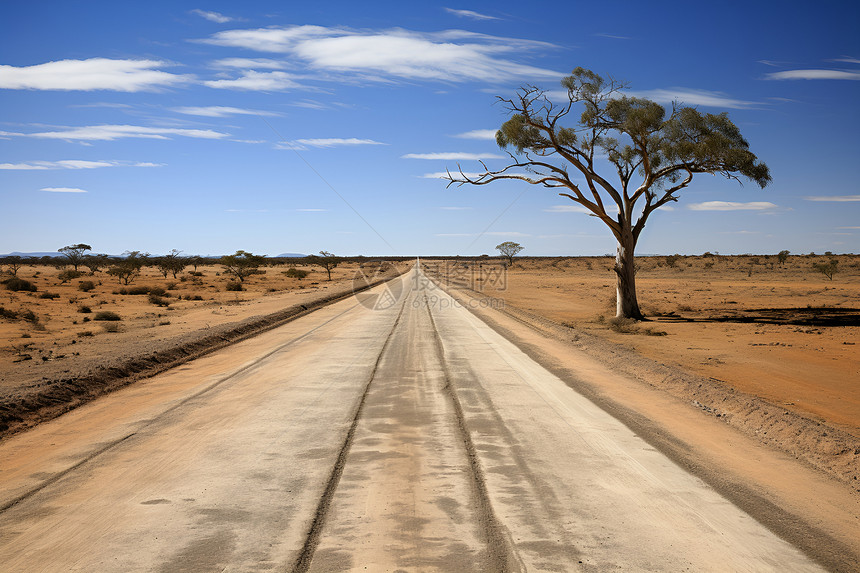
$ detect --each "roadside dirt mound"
[0,271,401,440]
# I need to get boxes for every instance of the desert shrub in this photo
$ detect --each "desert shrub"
[812,259,839,280]
[703,261,714,269]
[78,330,94,337]
[187,294,203,301]
[225,281,243,291]
[0,307,18,320]
[94,310,121,321]
[58,269,83,283]
[129,285,151,295]
[641,327,668,336]
[39,292,61,300]
[78,305,92,313]
[101,323,120,333]
[5,277,37,292]
[158,320,170,326]
[149,286,168,297]
[190,271,204,277]
[163,281,177,290]
[20,309,38,323]
[78,280,96,292]
[283,268,309,279]
[665,254,680,268]
[148,293,169,307]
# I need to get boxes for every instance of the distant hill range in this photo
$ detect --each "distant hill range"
[2,251,65,258]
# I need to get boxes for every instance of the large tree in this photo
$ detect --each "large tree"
[446,68,770,319]
[58,243,92,271]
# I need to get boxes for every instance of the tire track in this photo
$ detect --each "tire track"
[422,290,524,573]
[290,291,409,573]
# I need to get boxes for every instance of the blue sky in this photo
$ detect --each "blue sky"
[1,0,858,257]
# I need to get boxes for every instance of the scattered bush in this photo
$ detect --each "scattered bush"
[5,277,37,292]
[78,280,96,292]
[93,310,121,321]
[39,292,61,300]
[149,286,168,297]
[225,281,243,291]
[77,330,94,337]
[20,309,38,323]
[190,271,204,277]
[283,268,309,279]
[165,281,178,290]
[0,307,18,320]
[58,269,83,283]
[78,305,92,313]
[101,323,120,333]
[148,293,170,307]
[665,254,681,268]
[186,294,203,301]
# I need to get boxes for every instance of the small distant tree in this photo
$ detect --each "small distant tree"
[220,250,266,282]
[189,255,204,272]
[107,251,148,285]
[83,253,110,274]
[812,258,839,281]
[58,243,92,271]
[777,250,790,267]
[495,241,524,266]
[1,256,22,276]
[156,249,188,279]
[308,251,340,281]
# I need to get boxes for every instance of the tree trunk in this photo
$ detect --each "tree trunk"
[614,230,644,320]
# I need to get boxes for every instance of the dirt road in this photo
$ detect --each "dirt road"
[0,266,826,571]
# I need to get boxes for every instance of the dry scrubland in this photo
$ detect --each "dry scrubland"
[0,260,403,392]
[432,254,860,438]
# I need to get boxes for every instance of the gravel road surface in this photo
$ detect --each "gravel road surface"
[0,266,824,571]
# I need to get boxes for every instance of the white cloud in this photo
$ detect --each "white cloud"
[444,8,498,20]
[804,195,860,202]
[765,69,860,80]
[627,88,758,109]
[544,204,592,213]
[594,33,631,40]
[453,129,497,140]
[211,57,286,69]
[277,138,386,149]
[191,9,233,23]
[3,124,227,141]
[41,187,87,193]
[173,105,281,117]
[204,70,304,91]
[687,201,778,211]
[0,58,189,92]
[199,25,561,84]
[831,57,860,64]
[421,171,484,179]
[0,159,161,170]
[403,152,504,160]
